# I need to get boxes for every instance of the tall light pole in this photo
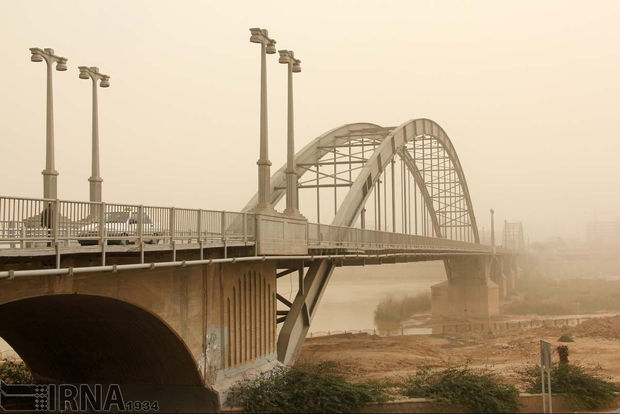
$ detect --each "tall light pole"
[249,28,277,212]
[278,50,302,216]
[79,66,110,203]
[29,47,68,200]
[490,208,495,253]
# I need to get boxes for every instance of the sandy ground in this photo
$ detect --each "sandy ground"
[299,315,620,389]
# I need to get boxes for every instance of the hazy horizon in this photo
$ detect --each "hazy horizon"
[2,0,619,242]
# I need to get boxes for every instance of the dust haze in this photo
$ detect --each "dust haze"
[2,1,619,242]
[1,1,620,333]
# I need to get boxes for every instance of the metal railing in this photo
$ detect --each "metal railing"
[0,196,255,249]
[307,223,491,252]
[0,195,490,255]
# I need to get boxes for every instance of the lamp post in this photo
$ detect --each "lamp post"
[29,47,68,200]
[78,66,110,203]
[249,28,277,212]
[278,50,302,216]
[490,208,495,253]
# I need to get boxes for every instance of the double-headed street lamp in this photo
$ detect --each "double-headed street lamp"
[78,66,110,203]
[278,50,302,216]
[250,28,277,213]
[29,47,68,200]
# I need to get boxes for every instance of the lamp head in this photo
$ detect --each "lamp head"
[278,50,290,63]
[100,76,110,88]
[292,60,301,73]
[266,39,277,54]
[30,53,43,62]
[78,66,90,79]
[249,27,263,43]
[56,58,68,71]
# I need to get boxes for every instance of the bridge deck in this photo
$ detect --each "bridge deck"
[0,195,505,278]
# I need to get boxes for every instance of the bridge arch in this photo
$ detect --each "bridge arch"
[243,118,480,363]
[0,294,203,386]
[244,119,478,243]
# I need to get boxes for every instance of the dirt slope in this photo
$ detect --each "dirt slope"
[298,316,620,388]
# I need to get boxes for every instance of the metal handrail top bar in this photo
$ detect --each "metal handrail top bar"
[0,194,231,213]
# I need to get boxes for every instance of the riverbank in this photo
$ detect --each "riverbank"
[299,315,620,387]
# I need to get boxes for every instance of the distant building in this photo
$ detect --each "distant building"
[587,221,620,248]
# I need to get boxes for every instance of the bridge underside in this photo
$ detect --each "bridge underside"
[0,252,283,411]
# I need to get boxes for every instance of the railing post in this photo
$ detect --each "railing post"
[169,207,176,245]
[243,212,247,244]
[52,199,59,246]
[221,210,227,258]
[53,199,60,268]
[138,205,144,264]
[99,202,106,265]
[138,205,144,242]
[254,213,259,256]
[197,209,202,244]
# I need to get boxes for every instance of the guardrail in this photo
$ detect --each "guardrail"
[307,223,491,252]
[0,195,493,255]
[434,315,608,334]
[0,196,255,249]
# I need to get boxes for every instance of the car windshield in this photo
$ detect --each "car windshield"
[105,212,130,223]
[129,213,153,225]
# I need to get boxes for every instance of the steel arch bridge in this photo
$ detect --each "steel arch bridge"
[243,118,482,363]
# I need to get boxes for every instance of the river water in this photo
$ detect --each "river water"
[276,261,447,334]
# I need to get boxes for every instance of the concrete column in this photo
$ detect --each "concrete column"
[489,257,506,301]
[256,42,274,212]
[42,58,58,199]
[431,256,499,319]
[89,77,103,202]
[284,62,298,216]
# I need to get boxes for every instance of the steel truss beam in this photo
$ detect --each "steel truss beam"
[242,119,480,364]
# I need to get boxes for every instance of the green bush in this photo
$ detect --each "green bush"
[399,366,520,413]
[557,334,574,342]
[400,366,519,413]
[0,359,32,384]
[227,361,389,413]
[374,293,430,331]
[521,363,618,410]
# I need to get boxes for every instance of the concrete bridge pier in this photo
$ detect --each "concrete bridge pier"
[490,257,507,301]
[431,256,500,319]
[0,254,280,412]
[506,256,519,294]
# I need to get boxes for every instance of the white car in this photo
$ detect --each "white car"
[77,211,161,245]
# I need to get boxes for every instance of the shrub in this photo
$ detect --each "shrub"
[374,293,430,331]
[557,334,574,342]
[399,366,520,413]
[227,361,389,413]
[521,363,619,410]
[0,359,32,384]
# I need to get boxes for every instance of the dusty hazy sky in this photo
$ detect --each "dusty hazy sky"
[1,0,619,242]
